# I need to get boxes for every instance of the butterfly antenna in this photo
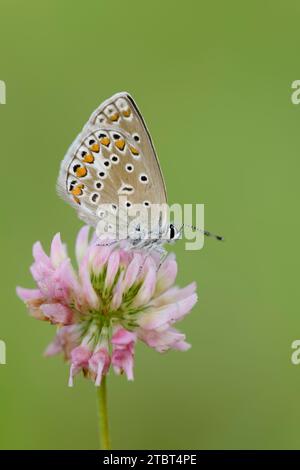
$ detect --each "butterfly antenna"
[183,224,224,241]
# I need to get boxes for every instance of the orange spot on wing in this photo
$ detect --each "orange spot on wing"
[110,112,120,122]
[76,166,87,178]
[100,137,110,147]
[115,139,125,151]
[73,195,81,205]
[83,154,94,164]
[71,184,84,196]
[129,145,139,156]
[90,143,100,153]
[123,109,131,117]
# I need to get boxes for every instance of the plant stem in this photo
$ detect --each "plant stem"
[96,375,111,450]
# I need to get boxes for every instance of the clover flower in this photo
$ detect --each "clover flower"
[17,226,197,386]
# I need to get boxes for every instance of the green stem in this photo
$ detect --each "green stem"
[96,375,111,450]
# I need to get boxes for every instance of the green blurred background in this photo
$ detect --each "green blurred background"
[0,0,299,450]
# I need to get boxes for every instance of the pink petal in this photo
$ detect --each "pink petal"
[173,340,191,351]
[138,304,178,330]
[139,292,197,330]
[75,225,90,265]
[138,326,191,352]
[152,282,197,307]
[119,249,132,267]
[50,233,67,268]
[155,254,178,295]
[90,231,99,246]
[16,287,45,319]
[79,257,99,309]
[30,261,53,287]
[68,364,77,387]
[32,241,51,267]
[57,258,81,303]
[89,348,111,386]
[133,259,157,307]
[44,339,62,357]
[16,287,43,302]
[110,271,125,310]
[71,346,91,365]
[91,244,114,276]
[112,343,135,381]
[122,253,142,291]
[105,251,120,289]
[174,293,198,322]
[112,327,136,346]
[40,303,73,324]
[44,325,79,359]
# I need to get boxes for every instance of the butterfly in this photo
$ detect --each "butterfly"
[57,92,223,259]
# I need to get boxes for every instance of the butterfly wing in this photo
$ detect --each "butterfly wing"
[57,92,168,231]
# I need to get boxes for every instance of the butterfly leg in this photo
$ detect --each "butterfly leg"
[137,244,167,274]
[156,249,169,272]
[96,238,120,248]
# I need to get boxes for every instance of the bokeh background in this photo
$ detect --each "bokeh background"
[1,0,300,450]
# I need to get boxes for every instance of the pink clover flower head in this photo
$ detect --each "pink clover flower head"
[17,226,197,386]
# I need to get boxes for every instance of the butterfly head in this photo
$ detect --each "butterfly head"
[165,223,181,243]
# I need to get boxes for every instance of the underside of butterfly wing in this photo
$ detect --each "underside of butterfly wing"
[57,92,168,232]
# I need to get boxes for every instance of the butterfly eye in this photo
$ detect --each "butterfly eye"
[169,224,177,240]
[125,164,134,173]
[139,174,148,184]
